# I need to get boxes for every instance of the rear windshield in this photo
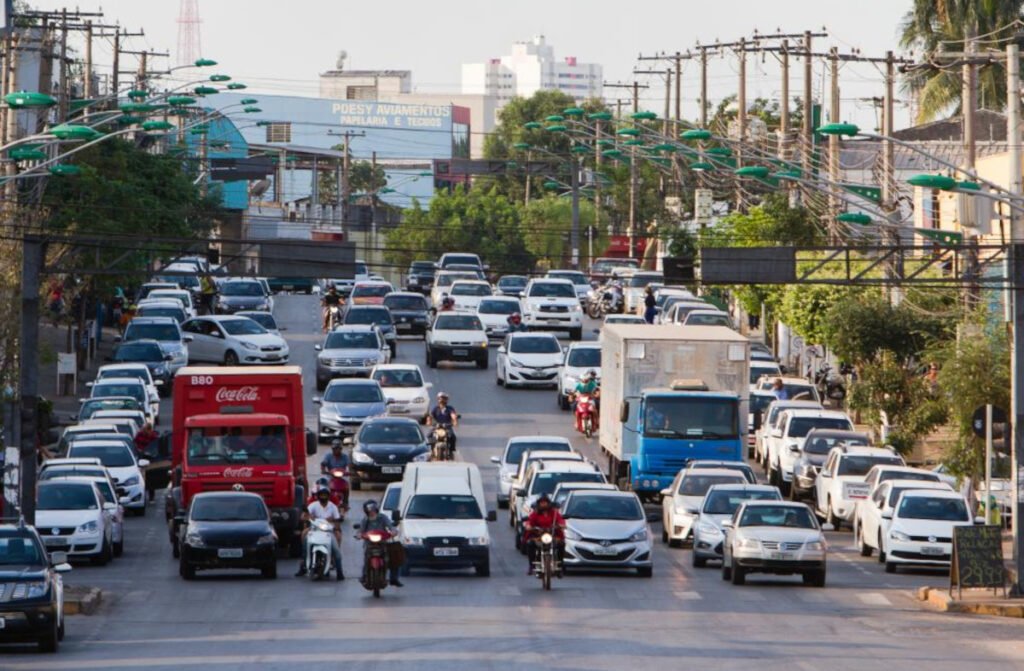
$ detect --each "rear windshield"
[505,442,571,464]
[434,315,482,330]
[92,383,145,402]
[566,348,600,367]
[405,494,482,520]
[240,312,277,330]
[548,272,586,284]
[509,336,561,354]
[677,473,746,496]
[804,435,869,454]
[190,496,268,522]
[451,283,491,296]
[221,282,264,296]
[442,255,481,267]
[37,484,98,510]
[878,471,939,484]
[628,274,662,288]
[384,295,427,310]
[221,319,267,336]
[69,443,135,467]
[353,285,391,297]
[113,342,163,362]
[372,368,423,388]
[346,309,391,326]
[529,471,604,496]
[125,323,180,342]
[479,299,519,314]
[498,276,527,288]
[837,455,903,476]
[137,306,185,322]
[687,313,731,327]
[702,489,780,514]
[323,384,383,404]
[788,417,852,438]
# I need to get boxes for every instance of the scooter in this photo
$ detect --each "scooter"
[305,518,337,581]
[431,426,454,461]
[814,364,847,402]
[328,469,350,511]
[531,528,562,591]
[359,528,393,598]
[325,304,342,331]
[574,393,598,438]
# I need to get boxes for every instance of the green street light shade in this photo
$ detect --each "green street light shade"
[616,128,641,137]
[596,139,615,147]
[418,170,434,176]
[570,145,591,153]
[256,120,272,127]
[630,111,657,121]
[4,91,57,108]
[588,112,613,121]
[142,120,174,132]
[706,147,732,157]
[8,147,46,161]
[817,122,860,136]
[168,95,197,106]
[117,116,142,125]
[543,181,562,189]
[908,174,957,190]
[127,89,148,99]
[49,123,99,140]
[193,86,219,96]
[837,212,872,225]
[209,140,228,148]
[209,74,232,82]
[119,102,159,114]
[772,169,802,180]
[735,165,770,178]
[623,139,645,146]
[512,142,531,150]
[546,124,566,132]
[240,98,258,105]
[956,181,981,191]
[523,122,543,130]
[681,129,712,141]
[49,164,81,176]
[243,106,262,113]
[563,107,585,116]
[689,161,714,171]
[545,115,565,122]
[194,58,218,67]
[602,149,623,159]
[226,83,247,90]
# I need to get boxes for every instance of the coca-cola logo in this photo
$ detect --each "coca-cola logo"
[223,467,254,478]
[215,386,260,403]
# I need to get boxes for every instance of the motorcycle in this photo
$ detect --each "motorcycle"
[574,393,598,438]
[531,528,561,591]
[328,469,350,511]
[305,518,338,581]
[325,304,342,331]
[814,364,847,403]
[359,528,393,598]
[431,425,454,461]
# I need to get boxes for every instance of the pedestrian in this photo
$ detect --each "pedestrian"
[771,378,790,400]
[134,422,159,456]
[199,272,216,315]
[643,286,657,324]
[112,286,125,327]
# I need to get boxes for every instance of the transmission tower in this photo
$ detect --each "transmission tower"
[176,0,202,67]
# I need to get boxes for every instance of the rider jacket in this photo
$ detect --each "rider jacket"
[524,508,565,543]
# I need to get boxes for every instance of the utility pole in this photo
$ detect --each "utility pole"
[1007,42,1024,593]
[662,68,671,138]
[802,30,814,181]
[1008,42,1022,242]
[674,53,682,139]
[779,40,790,160]
[570,154,580,269]
[593,116,604,245]
[326,129,365,228]
[736,37,747,212]
[112,28,120,102]
[18,236,44,525]
[57,9,68,121]
[963,26,978,172]
[828,46,841,232]
[700,46,709,128]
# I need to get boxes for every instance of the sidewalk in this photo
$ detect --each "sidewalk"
[39,321,119,421]
[916,586,1024,617]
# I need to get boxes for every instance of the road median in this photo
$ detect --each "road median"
[64,586,102,615]
[916,585,1024,617]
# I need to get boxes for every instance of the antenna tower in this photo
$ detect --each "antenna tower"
[176,0,202,67]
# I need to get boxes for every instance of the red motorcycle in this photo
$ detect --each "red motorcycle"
[359,528,394,598]
[574,393,598,438]
[329,469,350,510]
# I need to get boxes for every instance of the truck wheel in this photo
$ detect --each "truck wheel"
[692,552,707,568]
[569,328,582,341]
[475,558,490,577]
[224,351,239,366]
[476,355,488,370]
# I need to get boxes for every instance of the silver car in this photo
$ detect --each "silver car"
[561,490,653,576]
[314,325,391,390]
[691,484,781,567]
[489,436,573,508]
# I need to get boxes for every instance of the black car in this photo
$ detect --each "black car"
[0,524,70,652]
[216,280,271,314]
[496,275,528,296]
[349,417,430,489]
[406,261,436,294]
[383,292,430,339]
[110,339,173,394]
[176,492,278,580]
[343,305,397,357]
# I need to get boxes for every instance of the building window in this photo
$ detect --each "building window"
[452,122,470,159]
[346,85,376,100]
[265,122,292,143]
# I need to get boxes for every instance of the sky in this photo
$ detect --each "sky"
[30,0,919,130]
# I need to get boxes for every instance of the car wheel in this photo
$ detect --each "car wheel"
[172,536,180,558]
[661,528,669,544]
[558,393,569,410]
[114,538,124,558]
[496,371,504,386]
[636,566,653,577]
[351,477,362,491]
[803,569,826,587]
[857,526,873,557]
[94,538,112,566]
[692,552,707,568]
[475,558,490,577]
[884,561,897,574]
[730,565,746,585]
[38,617,59,653]
[476,356,488,370]
[826,499,841,530]
[179,557,196,580]
[497,498,509,509]
[58,616,65,641]
[390,343,397,359]
[721,561,732,581]
[877,532,886,563]
[261,562,277,579]
[569,328,582,341]
[426,347,436,368]
[316,378,327,392]
[136,502,147,517]
[224,350,239,366]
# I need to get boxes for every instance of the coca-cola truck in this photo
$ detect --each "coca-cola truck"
[166,366,316,556]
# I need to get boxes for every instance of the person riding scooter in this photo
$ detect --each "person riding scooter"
[357,500,403,587]
[571,369,600,432]
[320,439,351,510]
[322,285,344,331]
[426,391,459,453]
[296,486,344,580]
[523,494,566,576]
[507,312,527,333]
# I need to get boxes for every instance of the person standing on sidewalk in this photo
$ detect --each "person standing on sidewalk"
[199,272,217,315]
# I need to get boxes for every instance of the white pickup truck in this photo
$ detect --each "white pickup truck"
[814,445,904,529]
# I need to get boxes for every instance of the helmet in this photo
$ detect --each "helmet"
[437,391,449,400]
[509,312,521,322]
[443,296,454,307]
[314,476,330,488]
[363,500,379,514]
[316,485,331,497]
[330,439,343,450]
[585,369,597,380]
[535,493,552,507]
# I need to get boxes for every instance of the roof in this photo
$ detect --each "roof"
[706,483,777,491]
[767,399,822,410]
[507,435,570,444]
[65,423,118,433]
[897,488,963,499]
[805,429,869,438]
[526,277,574,285]
[782,408,851,419]
[41,458,102,467]
[325,377,380,387]
[178,365,302,376]
[604,323,749,343]
[883,479,951,490]
[533,459,596,473]
[567,342,601,349]
[893,109,1007,142]
[834,445,898,456]
[740,500,808,508]
[682,468,750,478]
[372,363,423,371]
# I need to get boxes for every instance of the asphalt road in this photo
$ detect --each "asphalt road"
[4,294,1024,670]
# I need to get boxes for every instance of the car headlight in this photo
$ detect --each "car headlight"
[467,536,489,546]
[257,532,277,545]
[476,340,488,348]
[697,521,722,536]
[185,532,206,547]
[78,520,100,534]
[563,527,582,541]
[351,450,373,465]
[413,451,430,462]
[569,304,582,313]
[509,358,526,367]
[409,277,419,284]
[739,537,761,549]
[890,529,911,542]
[240,340,259,350]
[806,540,826,551]
[412,396,426,404]
[25,581,48,599]
[628,528,649,543]
[364,358,379,366]
[122,474,140,487]
[403,536,424,546]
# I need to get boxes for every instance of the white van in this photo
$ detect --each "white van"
[396,463,495,576]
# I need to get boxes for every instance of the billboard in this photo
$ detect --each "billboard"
[330,102,451,130]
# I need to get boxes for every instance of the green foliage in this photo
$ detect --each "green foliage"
[598,159,669,233]
[664,226,698,260]
[317,151,387,202]
[520,196,605,269]
[484,90,582,161]
[821,293,949,366]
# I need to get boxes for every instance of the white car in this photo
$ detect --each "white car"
[682,309,734,328]
[181,315,289,366]
[144,288,197,319]
[665,300,715,325]
[430,270,482,308]
[878,489,977,573]
[66,440,150,515]
[754,399,823,467]
[814,445,904,529]
[722,500,830,586]
[545,269,590,303]
[496,332,564,388]
[476,296,522,339]
[660,468,749,547]
[87,378,156,427]
[369,363,433,423]
[448,280,493,312]
[43,471,126,558]
[557,342,602,410]
[489,437,573,508]
[862,464,943,492]
[691,483,782,567]
[765,408,854,495]
[425,312,488,369]
[508,450,589,525]
[513,459,607,547]
[95,363,160,408]
[35,479,115,564]
[622,271,663,314]
[520,278,583,340]
[560,489,653,576]
[854,478,954,559]
[754,376,820,403]
[84,412,142,437]
[749,361,783,390]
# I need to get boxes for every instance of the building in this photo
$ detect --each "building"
[461,35,602,106]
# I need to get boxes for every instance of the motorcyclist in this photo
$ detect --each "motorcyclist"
[322,285,343,331]
[522,494,566,576]
[306,476,342,508]
[426,391,459,453]
[356,500,403,587]
[320,439,350,509]
[438,295,455,312]
[606,280,623,313]
[571,369,600,431]
[506,312,527,333]
[295,486,344,580]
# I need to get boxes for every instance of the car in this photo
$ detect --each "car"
[754,399,823,467]
[653,287,696,314]
[73,397,142,424]
[660,468,750,547]
[314,325,391,389]
[854,478,955,559]
[176,492,278,580]
[236,310,282,335]
[513,460,607,547]
[560,490,653,576]
[476,296,523,339]
[370,363,433,422]
[750,342,775,361]
[60,431,136,462]
[438,252,484,270]
[215,279,271,314]
[87,378,155,427]
[65,439,149,514]
[551,481,617,509]
[520,278,583,340]
[495,275,528,297]
[38,457,108,482]
[266,276,315,294]
[44,472,125,558]
[557,343,601,410]
[145,288,197,319]
[182,315,290,366]
[0,524,70,652]
[602,314,646,326]
[95,362,161,407]
[664,300,714,326]
[754,376,820,402]
[35,479,115,564]
[313,378,390,442]
[622,271,663,314]
[748,391,776,457]
[430,270,482,308]
[136,281,179,302]
[765,408,854,495]
[55,424,122,456]
[380,482,402,520]
[343,305,398,358]
[350,280,394,306]
[405,260,436,294]
[690,484,783,567]
[107,342,173,396]
[119,316,191,376]
[496,332,564,388]
[87,410,145,436]
[814,445,904,529]
[791,429,873,501]
[349,417,430,489]
[383,292,430,338]
[425,312,488,369]
[545,270,590,303]
[862,464,943,492]
[749,361,783,389]
[135,300,188,324]
[682,309,734,328]
[684,460,757,484]
[590,256,638,284]
[489,436,574,508]
[876,489,977,574]
[447,279,493,313]
[507,449,586,520]
[722,501,830,586]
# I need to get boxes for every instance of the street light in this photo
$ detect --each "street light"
[681,129,712,141]
[48,124,100,141]
[4,91,57,108]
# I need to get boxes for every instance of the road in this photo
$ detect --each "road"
[4,294,1024,670]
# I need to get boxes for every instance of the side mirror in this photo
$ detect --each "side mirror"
[659,487,672,496]
[619,401,630,423]
[386,398,396,405]
[343,437,354,446]
[974,516,987,525]
[115,487,127,497]
[425,382,434,389]
[787,444,800,454]
[103,502,117,512]
[820,523,835,532]
[490,456,501,464]
[138,459,150,467]
[314,344,322,351]
[771,428,783,439]
[305,429,317,456]
[881,510,893,520]
[85,382,94,388]
[685,506,700,515]
[721,520,734,529]
[49,550,68,566]
[487,510,497,522]
[312,397,322,405]
[183,335,194,343]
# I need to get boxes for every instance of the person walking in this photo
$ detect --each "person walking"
[643,286,657,324]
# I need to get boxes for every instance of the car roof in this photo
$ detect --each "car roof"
[70,439,133,449]
[65,423,118,433]
[763,375,812,384]
[192,491,266,502]
[783,409,851,419]
[705,483,778,493]
[326,377,380,387]
[91,409,144,417]
[385,291,426,298]
[834,445,899,457]
[451,279,489,285]
[92,377,145,386]
[498,274,527,281]
[332,324,377,332]
[46,474,111,487]
[766,400,823,411]
[565,489,636,500]
[354,280,393,287]
[897,489,963,500]
[687,460,752,469]
[682,468,750,478]
[135,303,183,311]
[128,316,179,325]
[100,362,151,372]
[687,309,729,316]
[508,435,570,444]
[553,482,615,491]
[360,415,421,427]
[527,278,573,286]
[740,500,808,509]
[871,465,934,475]
[372,363,422,372]
[481,295,519,302]
[531,460,599,473]
[566,342,600,350]
[883,479,951,490]
[522,450,582,461]
[38,478,99,490]
[805,429,869,438]
[205,314,258,322]
[509,331,557,340]
[236,310,274,317]
[41,457,103,467]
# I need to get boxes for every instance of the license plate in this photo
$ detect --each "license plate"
[43,537,65,546]
[217,548,243,558]
[381,466,402,474]
[433,547,459,557]
[391,407,409,413]
[769,552,794,560]
[592,546,620,555]
[921,546,944,556]
[264,355,280,361]
[453,349,468,356]
[396,323,411,330]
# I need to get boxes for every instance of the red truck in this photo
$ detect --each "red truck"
[165,366,316,557]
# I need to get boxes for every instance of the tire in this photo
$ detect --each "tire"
[475,558,490,577]
[171,537,180,558]
[426,347,436,368]
[179,558,195,580]
[877,532,886,563]
[826,499,841,530]
[692,552,707,568]
[496,371,503,386]
[390,343,397,359]
[857,527,873,557]
[304,286,312,295]
[224,350,239,366]
[884,561,897,574]
[137,502,147,517]
[312,553,327,580]
[558,393,568,410]
[38,618,59,653]
[261,562,277,579]
[569,328,582,341]
[661,528,669,544]
[114,538,124,558]
[722,562,732,581]
[730,565,746,585]
[584,418,592,439]
[542,556,552,591]
[636,566,653,577]
[94,538,112,566]
[351,477,362,491]
[476,356,488,370]
[498,498,509,509]
[803,569,826,587]
[316,378,327,392]
[58,616,64,641]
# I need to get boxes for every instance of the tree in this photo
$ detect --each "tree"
[821,293,949,367]
[520,196,606,270]
[316,152,386,203]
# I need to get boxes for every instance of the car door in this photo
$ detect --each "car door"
[768,412,789,470]
[497,335,510,376]
[661,470,682,532]
[816,452,836,514]
[862,483,888,546]
[181,319,210,361]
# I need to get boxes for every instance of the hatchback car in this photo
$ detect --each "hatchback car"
[349,417,430,489]
[145,288,196,319]
[722,501,830,586]
[383,292,430,338]
[350,281,394,305]
[177,492,278,580]
[45,473,125,558]
[425,313,488,369]
[370,364,433,422]
[661,468,749,547]
[0,524,70,652]
[120,316,190,375]
[405,261,436,294]
[216,280,271,314]
[65,440,149,515]
[476,296,522,339]
[74,397,142,423]
[343,305,398,358]
[35,479,114,564]
[496,332,564,388]
[690,484,782,567]
[854,479,955,560]
[561,490,653,576]
[489,436,574,508]
[314,325,390,389]
[236,310,282,335]
[313,378,389,442]
[182,315,289,366]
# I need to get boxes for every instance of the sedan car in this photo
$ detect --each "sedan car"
[425,313,488,369]
[0,525,70,652]
[661,468,749,547]
[495,275,528,297]
[383,292,430,338]
[448,280,493,312]
[35,479,114,564]
[350,281,394,306]
[45,473,125,558]
[177,492,278,580]
[561,490,653,576]
[343,305,398,358]
[854,479,954,559]
[370,363,433,422]
[722,501,830,586]
[216,280,271,314]
[314,325,390,389]
[489,436,574,508]
[349,417,430,489]
[65,440,149,515]
[135,299,188,324]
[107,343,172,396]
[87,378,154,427]
[877,489,976,574]
[181,315,289,366]
[690,484,782,567]
[496,332,564,388]
[120,316,190,375]
[476,296,522,339]
[73,397,142,424]
[557,342,601,409]
[313,378,389,442]
[236,311,282,335]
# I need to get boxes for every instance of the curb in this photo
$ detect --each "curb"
[64,586,102,615]
[916,586,1024,618]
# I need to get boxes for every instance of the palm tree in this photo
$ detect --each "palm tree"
[900,0,1024,122]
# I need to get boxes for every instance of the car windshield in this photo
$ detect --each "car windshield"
[325,332,378,349]
[804,435,870,455]
[451,283,491,297]
[837,455,904,476]
[889,486,945,507]
[529,471,604,496]
[240,313,277,330]
[498,276,527,289]
[677,473,746,496]
[505,442,571,464]
[644,397,738,439]
[739,505,817,528]
[382,486,402,509]
[125,323,180,342]
[528,282,575,298]
[628,274,661,288]
[703,490,780,515]
[221,319,267,336]
[221,282,263,297]
[750,366,782,384]
[138,307,185,323]
[37,483,98,510]
[92,383,145,403]
[69,443,135,467]
[186,426,288,465]
[434,315,482,330]
[897,496,969,521]
[372,369,423,388]
[687,313,731,327]
[0,533,45,565]
[190,496,268,522]
[567,348,600,367]
[762,381,817,400]
[347,309,391,326]
[436,273,477,288]
[879,471,938,484]
[689,464,755,483]
[548,272,586,284]
[510,336,561,354]
[353,285,391,297]
[788,417,851,438]
[98,368,148,384]
[358,422,423,444]
[404,494,482,520]
[594,259,638,272]
[384,296,426,310]
[563,495,642,520]
[113,343,163,362]
[150,292,190,307]
[156,274,199,289]
[324,384,383,403]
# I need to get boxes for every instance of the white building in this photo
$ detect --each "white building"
[461,35,602,105]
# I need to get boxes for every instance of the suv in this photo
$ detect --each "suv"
[120,316,190,376]
[425,312,488,369]
[814,445,904,529]
[545,269,590,303]
[430,270,482,308]
[0,524,70,652]
[438,252,484,271]
[406,261,437,294]
[215,279,271,314]
[383,292,430,338]
[520,278,583,340]
[791,429,872,501]
[314,325,390,389]
[754,399,822,468]
[765,409,854,495]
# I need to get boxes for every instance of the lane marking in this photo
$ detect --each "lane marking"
[674,590,702,600]
[858,592,891,606]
